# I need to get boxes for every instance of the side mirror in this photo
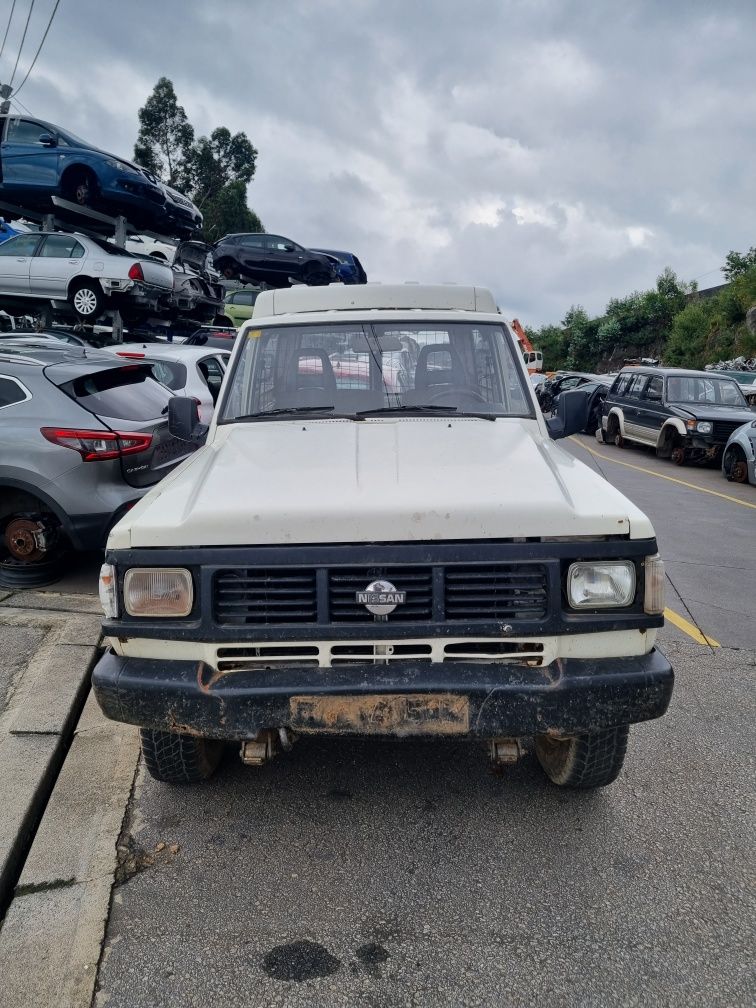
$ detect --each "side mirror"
[168,396,208,444]
[283,243,296,252]
[38,133,58,148]
[546,388,591,440]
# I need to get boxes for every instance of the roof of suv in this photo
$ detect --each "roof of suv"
[617,367,740,379]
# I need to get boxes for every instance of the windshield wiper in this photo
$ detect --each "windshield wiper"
[234,406,336,420]
[356,404,496,420]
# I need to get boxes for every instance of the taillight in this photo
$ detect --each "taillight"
[128,262,144,281]
[41,427,152,461]
[116,351,145,358]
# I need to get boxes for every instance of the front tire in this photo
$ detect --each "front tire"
[61,167,99,209]
[724,446,749,483]
[69,279,104,320]
[140,728,223,784]
[534,726,629,789]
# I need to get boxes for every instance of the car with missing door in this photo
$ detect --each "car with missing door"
[0,230,175,322]
[0,340,193,587]
[601,366,754,465]
[92,284,673,793]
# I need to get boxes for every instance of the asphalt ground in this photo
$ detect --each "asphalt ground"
[91,436,755,1008]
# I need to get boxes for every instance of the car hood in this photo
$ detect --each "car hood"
[669,405,755,423]
[110,418,654,549]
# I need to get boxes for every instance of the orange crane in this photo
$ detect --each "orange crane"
[510,318,543,374]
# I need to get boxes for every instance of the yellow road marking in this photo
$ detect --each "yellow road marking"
[664,607,720,647]
[571,438,756,510]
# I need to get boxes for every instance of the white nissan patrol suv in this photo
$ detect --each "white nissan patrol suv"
[93,285,672,790]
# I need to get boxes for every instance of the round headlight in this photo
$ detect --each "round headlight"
[567,561,636,609]
[696,421,713,434]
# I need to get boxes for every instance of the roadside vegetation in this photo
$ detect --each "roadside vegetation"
[133,77,264,241]
[528,249,756,372]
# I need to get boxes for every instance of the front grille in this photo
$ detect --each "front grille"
[214,568,317,625]
[329,567,433,622]
[212,562,550,626]
[444,564,548,621]
[712,420,747,443]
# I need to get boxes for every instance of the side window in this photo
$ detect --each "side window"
[198,356,225,404]
[239,235,266,248]
[265,236,298,252]
[5,118,48,144]
[0,234,40,257]
[236,291,255,306]
[0,375,30,408]
[625,374,647,399]
[644,376,663,402]
[39,235,85,259]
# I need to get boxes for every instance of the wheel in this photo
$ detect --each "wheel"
[534,726,629,789]
[0,512,66,588]
[69,279,104,320]
[140,728,223,783]
[304,264,331,286]
[614,430,625,448]
[670,441,687,466]
[61,167,98,209]
[724,447,749,483]
[213,314,234,327]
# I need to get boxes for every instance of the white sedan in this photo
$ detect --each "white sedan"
[101,343,230,424]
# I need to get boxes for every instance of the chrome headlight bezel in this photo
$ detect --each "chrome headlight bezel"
[123,567,193,618]
[567,561,636,609]
[695,421,713,435]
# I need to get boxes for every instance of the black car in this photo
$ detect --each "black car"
[536,371,603,413]
[212,233,338,287]
[600,367,754,465]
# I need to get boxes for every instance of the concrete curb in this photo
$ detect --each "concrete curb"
[0,694,140,1008]
[0,600,102,917]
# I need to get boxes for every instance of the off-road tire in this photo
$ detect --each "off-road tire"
[140,728,223,784]
[670,438,687,466]
[69,279,104,319]
[534,725,629,789]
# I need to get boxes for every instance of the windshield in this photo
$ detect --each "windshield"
[665,376,747,407]
[220,321,533,421]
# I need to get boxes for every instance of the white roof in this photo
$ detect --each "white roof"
[253,283,499,317]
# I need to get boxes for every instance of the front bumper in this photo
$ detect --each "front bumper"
[92,648,674,740]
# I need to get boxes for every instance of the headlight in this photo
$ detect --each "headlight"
[643,554,665,615]
[695,421,712,434]
[104,157,139,175]
[567,561,636,609]
[124,568,193,617]
[99,563,118,618]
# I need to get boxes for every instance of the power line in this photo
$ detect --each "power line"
[10,93,32,115]
[14,0,60,96]
[9,0,35,87]
[0,0,18,63]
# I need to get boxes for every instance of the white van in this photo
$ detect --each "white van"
[93,284,672,791]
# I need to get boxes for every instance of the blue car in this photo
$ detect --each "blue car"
[0,114,171,232]
[311,248,367,284]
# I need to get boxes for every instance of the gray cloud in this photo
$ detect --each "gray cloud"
[6,0,756,323]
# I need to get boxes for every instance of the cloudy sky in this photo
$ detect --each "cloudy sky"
[5,0,756,324]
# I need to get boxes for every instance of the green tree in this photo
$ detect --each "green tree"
[133,77,194,186]
[529,324,568,371]
[134,79,263,238]
[201,180,265,241]
[723,247,756,281]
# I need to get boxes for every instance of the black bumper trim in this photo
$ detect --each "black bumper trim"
[92,648,674,740]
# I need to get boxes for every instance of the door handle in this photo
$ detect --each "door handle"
[16,257,26,262]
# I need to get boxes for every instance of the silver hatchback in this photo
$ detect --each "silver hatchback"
[722,419,756,485]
